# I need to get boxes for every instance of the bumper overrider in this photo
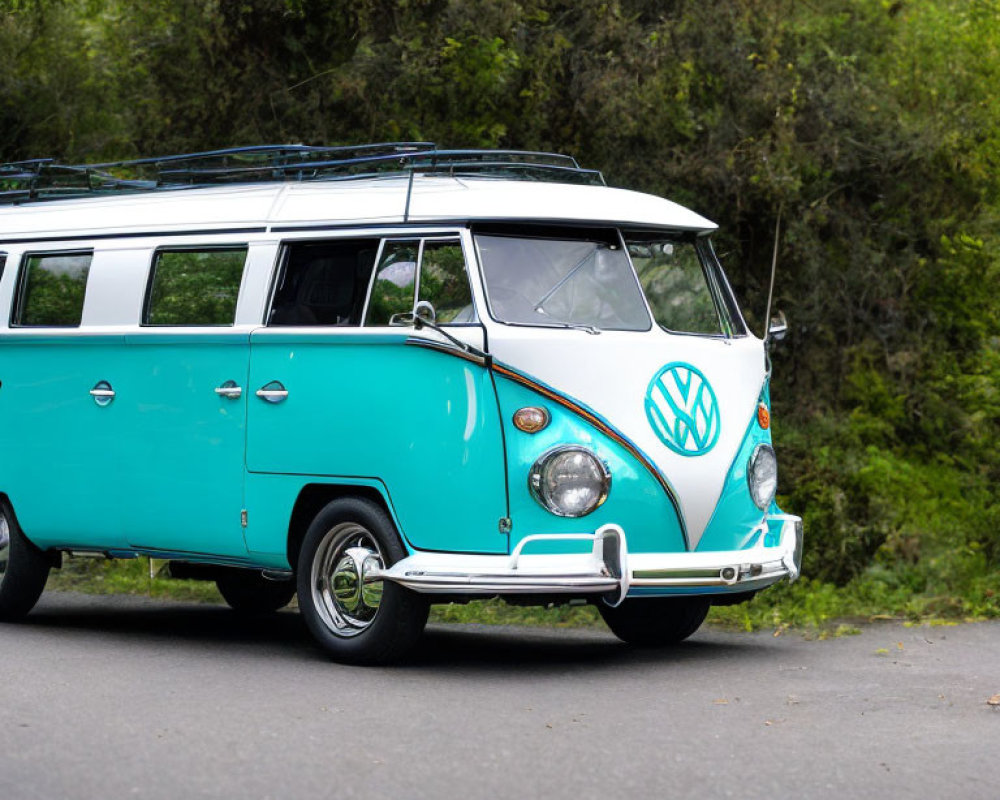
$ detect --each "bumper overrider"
[375,514,803,606]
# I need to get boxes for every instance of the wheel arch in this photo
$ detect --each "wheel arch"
[0,491,59,567]
[286,483,402,572]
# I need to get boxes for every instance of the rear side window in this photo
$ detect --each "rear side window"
[14,252,92,327]
[144,248,247,326]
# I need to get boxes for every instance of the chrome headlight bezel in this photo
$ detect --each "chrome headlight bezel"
[528,446,611,518]
[748,443,778,510]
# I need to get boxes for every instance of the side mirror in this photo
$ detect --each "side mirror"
[414,300,437,325]
[767,310,788,342]
[388,311,414,327]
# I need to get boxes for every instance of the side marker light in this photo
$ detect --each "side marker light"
[513,406,550,434]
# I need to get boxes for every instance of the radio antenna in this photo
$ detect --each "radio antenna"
[762,202,783,344]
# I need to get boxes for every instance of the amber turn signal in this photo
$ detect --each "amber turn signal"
[513,406,550,433]
[757,402,771,430]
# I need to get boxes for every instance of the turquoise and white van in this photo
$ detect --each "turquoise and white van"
[0,144,801,663]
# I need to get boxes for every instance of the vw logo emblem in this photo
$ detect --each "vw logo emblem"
[645,363,721,456]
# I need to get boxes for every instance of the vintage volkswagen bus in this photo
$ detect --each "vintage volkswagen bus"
[0,145,801,663]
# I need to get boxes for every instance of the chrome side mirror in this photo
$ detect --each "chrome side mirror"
[414,300,436,325]
[767,310,788,342]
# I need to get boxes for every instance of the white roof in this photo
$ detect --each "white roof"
[0,176,717,240]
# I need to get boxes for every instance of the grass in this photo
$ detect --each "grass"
[47,555,222,603]
[44,554,1000,634]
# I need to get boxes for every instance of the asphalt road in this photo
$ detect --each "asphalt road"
[1,592,997,800]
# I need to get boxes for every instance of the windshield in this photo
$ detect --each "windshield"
[626,237,731,336]
[475,233,651,331]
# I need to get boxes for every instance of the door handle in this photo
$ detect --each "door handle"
[90,380,115,407]
[256,381,288,404]
[214,380,243,399]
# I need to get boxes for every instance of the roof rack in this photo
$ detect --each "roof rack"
[0,142,605,205]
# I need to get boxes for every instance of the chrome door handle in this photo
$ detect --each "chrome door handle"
[215,380,243,399]
[256,381,288,403]
[90,380,115,407]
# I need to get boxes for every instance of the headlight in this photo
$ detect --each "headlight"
[528,446,611,517]
[748,443,778,510]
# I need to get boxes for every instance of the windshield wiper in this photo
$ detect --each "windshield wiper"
[532,246,598,315]
[540,320,601,335]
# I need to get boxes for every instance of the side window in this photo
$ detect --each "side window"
[269,239,378,326]
[364,240,418,326]
[418,240,476,323]
[363,237,476,326]
[144,248,247,326]
[14,251,92,327]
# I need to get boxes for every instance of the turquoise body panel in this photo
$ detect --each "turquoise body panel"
[0,335,128,549]
[494,375,687,555]
[115,332,249,557]
[0,332,250,557]
[243,472,398,568]
[697,382,772,552]
[246,332,508,554]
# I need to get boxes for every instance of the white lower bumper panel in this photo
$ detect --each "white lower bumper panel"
[377,515,803,604]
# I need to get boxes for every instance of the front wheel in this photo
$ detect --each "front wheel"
[599,596,710,646]
[296,498,428,665]
[0,502,51,621]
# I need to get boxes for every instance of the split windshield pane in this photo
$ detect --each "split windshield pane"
[626,238,727,335]
[475,233,650,331]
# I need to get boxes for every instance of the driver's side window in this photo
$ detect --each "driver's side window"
[364,237,476,326]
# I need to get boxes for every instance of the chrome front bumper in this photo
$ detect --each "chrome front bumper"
[378,514,803,605]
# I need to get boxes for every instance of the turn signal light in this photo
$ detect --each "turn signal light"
[757,403,771,430]
[513,406,550,433]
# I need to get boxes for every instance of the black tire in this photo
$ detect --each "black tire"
[599,596,710,646]
[296,497,428,665]
[216,569,296,615]
[0,501,51,621]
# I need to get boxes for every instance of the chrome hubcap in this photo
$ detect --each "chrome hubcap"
[0,512,10,584]
[312,523,385,638]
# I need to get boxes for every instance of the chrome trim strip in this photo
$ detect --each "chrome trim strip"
[405,336,488,367]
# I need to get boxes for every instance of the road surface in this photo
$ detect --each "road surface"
[1,592,997,799]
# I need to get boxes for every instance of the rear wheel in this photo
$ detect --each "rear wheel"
[0,502,51,621]
[296,497,428,665]
[216,569,296,614]
[599,596,710,646]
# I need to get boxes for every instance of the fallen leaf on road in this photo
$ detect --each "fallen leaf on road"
[987,694,1000,707]
[713,698,729,705]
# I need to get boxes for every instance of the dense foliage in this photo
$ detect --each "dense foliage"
[3,0,998,621]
